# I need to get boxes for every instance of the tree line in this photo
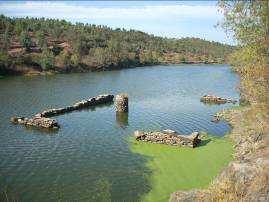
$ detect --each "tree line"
[0,15,235,74]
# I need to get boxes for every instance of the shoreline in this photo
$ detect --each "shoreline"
[170,70,269,201]
[0,62,226,77]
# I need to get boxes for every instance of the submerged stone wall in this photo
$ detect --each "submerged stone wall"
[134,129,201,148]
[10,116,60,129]
[11,94,114,130]
[35,94,114,118]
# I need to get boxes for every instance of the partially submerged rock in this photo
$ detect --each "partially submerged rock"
[134,130,201,148]
[11,116,60,129]
[211,114,221,123]
[201,95,237,104]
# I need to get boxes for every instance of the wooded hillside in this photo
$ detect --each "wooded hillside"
[0,15,235,75]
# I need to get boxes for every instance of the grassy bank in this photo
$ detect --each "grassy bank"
[130,135,233,202]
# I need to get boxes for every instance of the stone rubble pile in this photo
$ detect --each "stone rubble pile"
[200,95,237,104]
[134,129,201,148]
[10,94,114,130]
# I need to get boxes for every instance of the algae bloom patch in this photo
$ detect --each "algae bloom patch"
[130,135,234,202]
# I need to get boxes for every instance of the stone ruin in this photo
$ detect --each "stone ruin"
[10,94,114,130]
[35,94,114,118]
[11,116,60,129]
[115,94,128,112]
[200,95,237,104]
[134,129,201,148]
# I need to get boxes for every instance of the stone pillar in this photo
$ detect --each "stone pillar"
[115,94,128,112]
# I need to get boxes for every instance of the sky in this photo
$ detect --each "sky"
[0,1,235,45]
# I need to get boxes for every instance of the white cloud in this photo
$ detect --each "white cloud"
[0,1,221,21]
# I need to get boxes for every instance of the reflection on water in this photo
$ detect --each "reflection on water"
[116,112,129,128]
[0,64,239,201]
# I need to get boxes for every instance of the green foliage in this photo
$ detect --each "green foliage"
[40,47,54,70]
[92,47,109,65]
[14,20,24,35]
[180,55,186,63]
[57,51,71,67]
[51,25,62,39]
[220,1,268,46]
[70,53,80,66]
[219,1,269,70]
[0,50,10,66]
[36,30,45,48]
[1,24,11,51]
[19,31,32,51]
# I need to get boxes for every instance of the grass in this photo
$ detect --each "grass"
[130,134,234,202]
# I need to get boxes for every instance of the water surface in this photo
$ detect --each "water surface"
[0,64,239,201]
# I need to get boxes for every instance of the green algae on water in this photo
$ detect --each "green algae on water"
[130,135,234,202]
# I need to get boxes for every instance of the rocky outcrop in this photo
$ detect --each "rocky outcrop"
[11,94,114,130]
[200,95,237,104]
[10,116,60,129]
[134,130,201,148]
[115,94,129,112]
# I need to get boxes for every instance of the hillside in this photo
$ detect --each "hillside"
[0,15,234,75]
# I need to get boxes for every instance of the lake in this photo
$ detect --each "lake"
[0,64,239,201]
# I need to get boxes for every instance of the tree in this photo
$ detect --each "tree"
[40,46,54,70]
[51,25,62,40]
[14,21,24,35]
[70,53,79,66]
[36,30,45,48]
[180,55,186,63]
[93,47,107,65]
[219,1,269,68]
[57,51,71,67]
[1,25,10,51]
[19,31,32,51]
[0,50,10,68]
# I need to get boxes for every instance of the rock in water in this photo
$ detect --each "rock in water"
[200,95,237,104]
[115,94,128,112]
[134,130,146,140]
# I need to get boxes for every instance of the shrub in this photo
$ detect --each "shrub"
[19,31,32,51]
[40,48,54,70]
